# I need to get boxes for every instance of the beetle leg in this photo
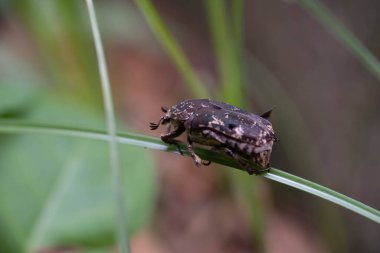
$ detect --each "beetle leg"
[252,166,271,175]
[221,148,270,175]
[166,124,172,133]
[186,137,201,166]
[206,130,226,144]
[161,125,185,155]
[186,137,211,166]
[222,148,254,175]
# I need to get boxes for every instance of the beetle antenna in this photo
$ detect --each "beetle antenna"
[149,118,163,130]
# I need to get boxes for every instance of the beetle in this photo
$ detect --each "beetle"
[150,99,276,175]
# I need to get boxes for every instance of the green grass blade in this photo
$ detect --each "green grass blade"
[1,121,379,224]
[231,0,244,73]
[266,170,380,223]
[205,0,244,106]
[134,0,210,98]
[297,0,380,81]
[206,1,263,246]
[85,1,128,252]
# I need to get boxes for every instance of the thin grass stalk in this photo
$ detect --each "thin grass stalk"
[231,1,267,248]
[296,0,380,81]
[85,1,129,252]
[231,0,244,81]
[134,0,210,98]
[205,0,244,106]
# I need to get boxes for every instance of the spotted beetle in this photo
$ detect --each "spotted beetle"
[150,99,276,175]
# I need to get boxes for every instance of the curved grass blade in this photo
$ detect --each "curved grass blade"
[134,0,210,98]
[266,170,380,223]
[296,0,380,81]
[0,121,379,224]
[85,1,128,252]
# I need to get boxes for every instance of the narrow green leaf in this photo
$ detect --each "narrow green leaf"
[297,0,380,82]
[231,0,244,76]
[205,0,244,106]
[85,1,128,252]
[0,121,378,224]
[134,0,210,98]
[266,170,380,223]
[206,1,263,247]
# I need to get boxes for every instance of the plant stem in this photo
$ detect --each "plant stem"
[297,0,380,82]
[85,1,129,252]
[1,121,379,224]
[134,0,210,98]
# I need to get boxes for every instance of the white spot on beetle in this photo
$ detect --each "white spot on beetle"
[209,115,225,126]
[232,125,244,138]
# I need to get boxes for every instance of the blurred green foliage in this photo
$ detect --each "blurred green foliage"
[0,1,157,252]
[0,85,156,252]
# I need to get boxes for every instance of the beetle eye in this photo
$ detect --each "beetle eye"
[228,124,236,129]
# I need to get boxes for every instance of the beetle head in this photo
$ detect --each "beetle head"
[149,108,171,130]
[254,145,273,168]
